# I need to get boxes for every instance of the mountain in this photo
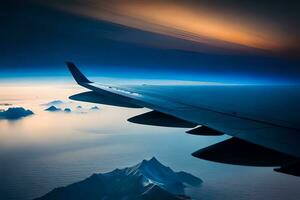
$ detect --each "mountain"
[34,157,202,200]
[0,107,34,119]
[45,106,61,112]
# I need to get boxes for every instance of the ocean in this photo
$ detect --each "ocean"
[1,80,300,200]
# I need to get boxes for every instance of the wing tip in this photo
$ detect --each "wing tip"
[66,62,92,84]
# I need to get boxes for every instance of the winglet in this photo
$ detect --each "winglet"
[66,62,92,84]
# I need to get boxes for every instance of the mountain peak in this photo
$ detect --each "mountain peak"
[125,157,202,195]
[149,156,159,163]
[141,157,162,166]
[134,157,171,175]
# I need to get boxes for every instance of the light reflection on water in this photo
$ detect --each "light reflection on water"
[0,81,300,200]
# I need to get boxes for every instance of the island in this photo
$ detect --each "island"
[64,108,72,113]
[45,106,62,112]
[90,106,99,110]
[0,107,34,119]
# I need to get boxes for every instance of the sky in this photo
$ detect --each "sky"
[1,0,299,83]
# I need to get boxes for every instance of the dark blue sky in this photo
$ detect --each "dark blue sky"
[1,0,299,83]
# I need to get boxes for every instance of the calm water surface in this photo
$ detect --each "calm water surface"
[0,80,300,200]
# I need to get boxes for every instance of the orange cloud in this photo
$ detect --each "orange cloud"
[47,0,293,54]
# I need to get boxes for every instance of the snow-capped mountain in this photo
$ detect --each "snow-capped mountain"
[34,157,202,200]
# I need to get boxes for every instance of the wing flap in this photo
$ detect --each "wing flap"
[127,110,197,128]
[192,137,295,167]
[274,161,300,176]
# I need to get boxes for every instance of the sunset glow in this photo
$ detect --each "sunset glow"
[54,1,289,52]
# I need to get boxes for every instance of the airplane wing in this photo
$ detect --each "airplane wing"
[67,62,300,176]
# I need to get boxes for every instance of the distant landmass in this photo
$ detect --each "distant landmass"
[34,157,202,200]
[42,100,64,106]
[0,103,12,106]
[0,107,34,119]
[90,106,99,110]
[45,106,62,112]
[64,108,72,113]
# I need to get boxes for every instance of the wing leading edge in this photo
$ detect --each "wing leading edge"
[67,62,300,176]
